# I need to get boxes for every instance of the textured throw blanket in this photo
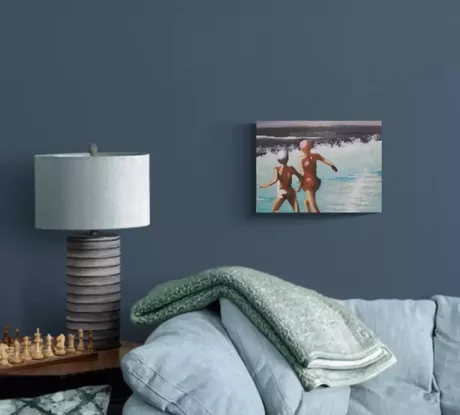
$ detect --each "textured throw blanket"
[131,266,396,390]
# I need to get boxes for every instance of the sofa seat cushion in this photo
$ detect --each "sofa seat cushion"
[343,299,440,415]
[121,309,265,415]
[432,295,460,415]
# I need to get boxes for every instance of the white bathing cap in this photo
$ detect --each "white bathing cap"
[276,149,289,164]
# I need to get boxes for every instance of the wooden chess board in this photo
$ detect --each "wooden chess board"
[0,327,98,373]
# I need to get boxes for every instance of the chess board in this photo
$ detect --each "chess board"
[0,327,98,373]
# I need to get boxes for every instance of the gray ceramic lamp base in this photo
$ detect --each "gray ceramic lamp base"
[66,233,121,350]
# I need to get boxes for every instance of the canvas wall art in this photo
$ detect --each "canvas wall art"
[256,121,382,214]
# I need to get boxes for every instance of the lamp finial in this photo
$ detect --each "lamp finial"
[89,143,98,156]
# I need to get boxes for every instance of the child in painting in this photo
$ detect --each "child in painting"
[259,149,302,213]
[296,139,338,213]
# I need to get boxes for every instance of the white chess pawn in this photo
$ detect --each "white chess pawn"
[66,334,76,354]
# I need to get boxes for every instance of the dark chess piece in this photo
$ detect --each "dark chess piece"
[2,326,10,346]
[87,330,95,352]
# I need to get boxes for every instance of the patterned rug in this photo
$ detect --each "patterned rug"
[0,385,111,414]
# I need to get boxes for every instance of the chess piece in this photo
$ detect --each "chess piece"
[43,335,54,358]
[8,339,23,364]
[54,334,66,356]
[0,344,10,366]
[87,330,95,352]
[31,329,44,360]
[29,329,36,348]
[66,334,76,354]
[76,329,86,354]
[2,326,10,345]
[15,329,20,343]
[22,336,32,361]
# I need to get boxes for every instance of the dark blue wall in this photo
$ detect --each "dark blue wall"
[1,1,459,341]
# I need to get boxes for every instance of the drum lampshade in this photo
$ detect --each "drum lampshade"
[34,152,150,230]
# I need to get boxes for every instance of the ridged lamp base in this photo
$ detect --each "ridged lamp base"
[66,233,121,350]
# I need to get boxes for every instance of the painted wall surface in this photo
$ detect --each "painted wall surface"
[0,1,459,341]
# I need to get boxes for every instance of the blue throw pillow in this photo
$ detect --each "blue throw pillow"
[342,299,438,415]
[121,309,265,415]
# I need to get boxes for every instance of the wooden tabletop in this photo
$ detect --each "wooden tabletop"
[3,341,140,376]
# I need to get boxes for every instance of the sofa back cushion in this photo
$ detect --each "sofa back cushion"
[432,295,460,415]
[343,299,440,415]
[121,309,265,415]
[220,298,350,415]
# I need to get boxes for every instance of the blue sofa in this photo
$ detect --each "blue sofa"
[121,295,460,415]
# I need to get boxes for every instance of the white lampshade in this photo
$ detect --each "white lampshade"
[35,152,150,230]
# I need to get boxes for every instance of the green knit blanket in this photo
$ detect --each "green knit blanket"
[130,266,396,390]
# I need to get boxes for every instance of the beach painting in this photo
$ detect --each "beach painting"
[256,121,382,213]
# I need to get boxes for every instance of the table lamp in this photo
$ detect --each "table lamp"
[34,145,150,350]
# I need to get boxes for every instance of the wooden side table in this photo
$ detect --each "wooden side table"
[0,341,140,414]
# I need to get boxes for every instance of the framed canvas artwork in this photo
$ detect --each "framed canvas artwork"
[256,121,382,214]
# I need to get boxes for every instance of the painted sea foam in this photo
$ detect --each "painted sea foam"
[256,135,382,213]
